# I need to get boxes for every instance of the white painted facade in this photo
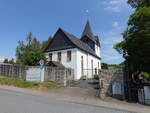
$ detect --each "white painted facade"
[76,49,101,79]
[45,48,101,80]
[45,48,77,78]
[95,45,100,57]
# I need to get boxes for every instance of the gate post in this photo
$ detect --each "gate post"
[99,69,106,99]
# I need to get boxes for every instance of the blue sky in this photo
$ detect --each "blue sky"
[0,0,133,64]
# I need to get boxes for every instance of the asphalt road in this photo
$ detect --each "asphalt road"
[0,89,131,113]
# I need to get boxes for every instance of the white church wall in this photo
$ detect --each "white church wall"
[45,48,101,80]
[95,44,100,57]
[45,48,78,79]
[87,53,101,78]
[76,49,101,79]
[76,49,88,79]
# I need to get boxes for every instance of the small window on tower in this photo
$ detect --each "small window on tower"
[97,45,98,51]
[67,51,72,62]
[58,52,61,63]
[91,59,93,76]
[49,53,52,61]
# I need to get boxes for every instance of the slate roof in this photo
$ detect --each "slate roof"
[82,20,94,38]
[44,29,75,52]
[94,36,100,47]
[60,28,101,59]
[44,21,101,60]
[49,61,65,68]
[81,20,99,44]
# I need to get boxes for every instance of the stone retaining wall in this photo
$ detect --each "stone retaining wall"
[44,67,74,86]
[99,69,124,99]
[0,64,27,80]
[0,64,74,86]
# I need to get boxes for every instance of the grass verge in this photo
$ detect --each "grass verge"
[0,76,61,90]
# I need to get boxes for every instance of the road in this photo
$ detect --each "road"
[0,89,131,113]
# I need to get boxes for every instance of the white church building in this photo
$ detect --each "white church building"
[44,20,101,80]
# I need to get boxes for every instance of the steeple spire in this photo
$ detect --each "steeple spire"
[82,20,94,38]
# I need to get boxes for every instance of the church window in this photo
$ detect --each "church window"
[91,59,93,76]
[49,53,52,61]
[67,51,72,62]
[58,52,61,63]
[81,56,84,76]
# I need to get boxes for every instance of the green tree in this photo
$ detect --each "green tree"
[3,59,9,63]
[128,0,150,8]
[101,63,108,69]
[114,1,150,75]
[8,58,15,64]
[16,32,48,66]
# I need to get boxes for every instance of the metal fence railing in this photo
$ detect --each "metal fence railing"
[138,86,150,105]
[82,69,99,79]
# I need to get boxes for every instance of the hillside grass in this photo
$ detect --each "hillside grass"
[0,76,61,90]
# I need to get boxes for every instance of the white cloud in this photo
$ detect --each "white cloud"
[102,0,128,12]
[113,21,119,28]
[112,21,124,31]
[98,24,124,64]
[109,0,124,5]
[104,6,120,12]
[102,53,122,61]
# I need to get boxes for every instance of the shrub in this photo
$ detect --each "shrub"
[93,74,99,80]
[140,72,150,80]
[80,75,87,80]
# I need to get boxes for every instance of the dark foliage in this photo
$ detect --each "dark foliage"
[16,32,51,66]
[114,0,150,77]
[101,63,108,69]
[128,0,150,8]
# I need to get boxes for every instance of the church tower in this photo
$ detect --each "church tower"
[80,20,100,57]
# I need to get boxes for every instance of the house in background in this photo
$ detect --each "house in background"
[0,56,5,63]
[44,20,101,80]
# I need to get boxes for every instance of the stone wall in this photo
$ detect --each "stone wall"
[99,69,124,99]
[0,64,74,86]
[0,64,27,79]
[44,67,74,86]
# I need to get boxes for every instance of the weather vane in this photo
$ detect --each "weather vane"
[86,10,89,19]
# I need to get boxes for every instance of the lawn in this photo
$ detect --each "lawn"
[0,76,61,90]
